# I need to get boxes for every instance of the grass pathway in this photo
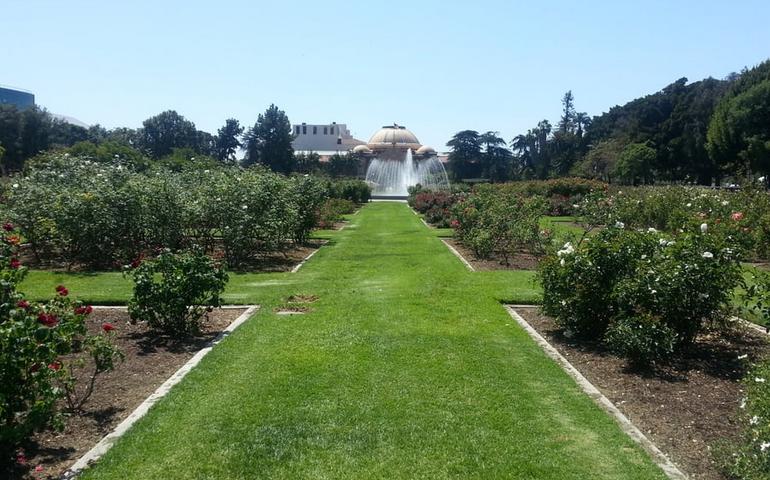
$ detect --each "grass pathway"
[81,202,665,479]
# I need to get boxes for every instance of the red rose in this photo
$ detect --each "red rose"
[75,305,93,315]
[17,300,30,309]
[9,258,20,269]
[16,452,27,465]
[55,285,68,296]
[101,322,115,332]
[3,222,14,232]
[47,362,61,371]
[450,219,460,228]
[731,212,745,221]
[38,313,59,328]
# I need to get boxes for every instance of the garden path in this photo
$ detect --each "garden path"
[80,202,666,479]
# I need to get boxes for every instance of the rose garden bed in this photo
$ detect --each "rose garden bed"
[442,237,539,271]
[8,307,247,480]
[515,306,770,480]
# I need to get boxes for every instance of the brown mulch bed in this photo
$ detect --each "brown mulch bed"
[443,238,539,271]
[7,307,247,480]
[16,241,326,273]
[516,307,770,480]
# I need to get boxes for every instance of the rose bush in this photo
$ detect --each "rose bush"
[126,248,228,336]
[7,155,334,269]
[539,222,743,365]
[451,185,548,263]
[0,224,121,457]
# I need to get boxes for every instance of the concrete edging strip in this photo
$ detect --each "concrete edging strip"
[504,306,688,480]
[291,245,323,273]
[62,305,260,478]
[440,238,475,272]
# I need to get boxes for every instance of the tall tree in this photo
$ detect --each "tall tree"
[558,91,576,134]
[0,105,53,171]
[446,130,481,181]
[242,104,295,173]
[140,110,199,159]
[708,60,770,181]
[615,143,656,185]
[479,131,512,182]
[214,118,243,164]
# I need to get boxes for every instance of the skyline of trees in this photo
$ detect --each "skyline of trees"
[1,58,769,185]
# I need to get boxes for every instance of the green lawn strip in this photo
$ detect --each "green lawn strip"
[80,202,665,479]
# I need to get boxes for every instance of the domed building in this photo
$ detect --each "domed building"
[357,124,437,161]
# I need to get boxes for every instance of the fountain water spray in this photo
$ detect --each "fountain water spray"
[365,149,450,197]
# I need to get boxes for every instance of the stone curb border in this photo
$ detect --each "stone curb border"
[62,305,260,479]
[291,245,323,273]
[504,306,688,480]
[440,238,475,272]
[734,316,770,336]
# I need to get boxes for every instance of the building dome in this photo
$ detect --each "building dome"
[367,124,421,149]
[415,145,436,155]
[352,145,373,154]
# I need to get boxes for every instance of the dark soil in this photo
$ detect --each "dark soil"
[516,307,770,480]
[16,241,325,274]
[7,307,246,480]
[287,294,319,304]
[274,305,311,314]
[443,238,540,271]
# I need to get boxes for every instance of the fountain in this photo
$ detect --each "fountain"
[365,149,450,197]
[357,124,450,199]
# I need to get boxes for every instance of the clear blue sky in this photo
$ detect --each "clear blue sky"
[2,0,769,150]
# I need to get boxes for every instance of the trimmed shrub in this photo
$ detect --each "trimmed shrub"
[318,198,355,229]
[126,249,228,336]
[539,223,743,364]
[451,186,547,263]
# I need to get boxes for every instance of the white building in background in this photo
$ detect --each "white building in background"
[291,122,365,159]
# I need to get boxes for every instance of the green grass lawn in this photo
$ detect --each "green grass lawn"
[78,202,665,479]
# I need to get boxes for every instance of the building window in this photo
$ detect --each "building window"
[323,127,327,135]
[313,126,317,135]
[302,125,307,134]
[295,126,300,135]
[337,137,342,145]
[330,126,335,135]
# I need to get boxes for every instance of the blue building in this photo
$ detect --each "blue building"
[0,86,35,109]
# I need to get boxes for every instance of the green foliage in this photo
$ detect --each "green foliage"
[214,118,243,165]
[0,224,120,455]
[318,198,355,228]
[446,130,482,181]
[723,359,770,479]
[604,315,677,367]
[451,185,548,263]
[140,110,200,159]
[615,143,656,185]
[7,155,330,269]
[242,104,295,173]
[575,185,770,260]
[539,224,744,365]
[126,249,228,336]
[708,60,770,179]
[326,178,371,203]
[409,189,460,228]
[326,153,359,177]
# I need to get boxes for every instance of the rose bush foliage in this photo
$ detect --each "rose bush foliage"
[0,224,120,456]
[126,249,228,336]
[539,222,743,365]
[6,155,369,269]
